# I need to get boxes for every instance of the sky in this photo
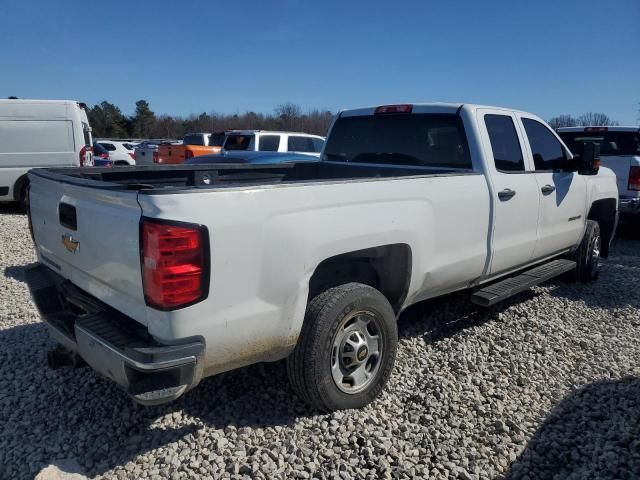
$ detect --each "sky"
[1,0,638,123]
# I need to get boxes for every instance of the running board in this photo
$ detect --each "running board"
[471,259,576,307]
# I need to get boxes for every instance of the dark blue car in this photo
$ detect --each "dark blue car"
[185,151,318,165]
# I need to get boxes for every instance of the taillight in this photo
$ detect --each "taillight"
[79,145,90,166]
[129,152,136,161]
[374,104,413,114]
[629,166,640,191]
[141,219,209,310]
[99,153,109,159]
[184,150,194,160]
[153,151,159,163]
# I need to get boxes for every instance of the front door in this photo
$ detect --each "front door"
[518,116,587,259]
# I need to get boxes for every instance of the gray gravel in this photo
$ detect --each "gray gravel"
[1,203,639,480]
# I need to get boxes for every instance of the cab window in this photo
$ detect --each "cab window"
[484,114,524,172]
[522,118,567,171]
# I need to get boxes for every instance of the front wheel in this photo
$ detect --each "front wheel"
[287,283,397,412]
[569,220,601,283]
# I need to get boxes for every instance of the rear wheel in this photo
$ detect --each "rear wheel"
[287,283,397,412]
[569,220,601,282]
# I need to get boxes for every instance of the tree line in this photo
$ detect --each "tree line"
[88,100,334,139]
[87,99,634,140]
[547,112,620,129]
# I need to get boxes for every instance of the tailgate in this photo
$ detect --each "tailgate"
[599,156,640,198]
[29,172,148,325]
[157,145,185,164]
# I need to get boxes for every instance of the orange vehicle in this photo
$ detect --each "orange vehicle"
[155,132,225,164]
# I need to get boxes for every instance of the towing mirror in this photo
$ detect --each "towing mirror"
[578,142,600,175]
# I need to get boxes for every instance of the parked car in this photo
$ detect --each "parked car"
[94,140,136,166]
[92,142,110,163]
[26,102,617,412]
[0,98,93,210]
[186,151,320,165]
[222,130,324,157]
[558,126,640,225]
[155,132,226,164]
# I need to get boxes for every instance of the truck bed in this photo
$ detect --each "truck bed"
[31,161,474,193]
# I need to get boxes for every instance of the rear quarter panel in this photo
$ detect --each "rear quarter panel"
[138,173,490,376]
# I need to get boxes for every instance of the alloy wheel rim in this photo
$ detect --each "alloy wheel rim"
[331,310,383,394]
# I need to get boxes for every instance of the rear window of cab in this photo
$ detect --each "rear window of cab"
[323,113,471,169]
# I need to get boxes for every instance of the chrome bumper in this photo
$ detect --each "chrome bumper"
[26,263,204,405]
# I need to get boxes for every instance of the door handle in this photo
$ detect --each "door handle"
[541,184,556,194]
[498,188,516,200]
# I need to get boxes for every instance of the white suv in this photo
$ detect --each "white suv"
[95,140,136,165]
[222,130,325,157]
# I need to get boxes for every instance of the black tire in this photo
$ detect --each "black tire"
[568,220,601,283]
[287,283,397,412]
[17,180,29,213]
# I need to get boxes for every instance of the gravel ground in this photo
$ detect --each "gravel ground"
[1,204,639,480]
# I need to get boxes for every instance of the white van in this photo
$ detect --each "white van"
[0,99,93,209]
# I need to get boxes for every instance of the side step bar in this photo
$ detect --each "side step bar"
[471,259,576,307]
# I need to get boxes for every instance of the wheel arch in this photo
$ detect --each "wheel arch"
[307,243,412,313]
[587,198,617,258]
[12,174,29,202]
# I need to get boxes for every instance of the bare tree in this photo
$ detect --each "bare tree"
[547,114,578,129]
[577,112,619,126]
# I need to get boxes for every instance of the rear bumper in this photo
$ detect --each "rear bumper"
[619,197,640,223]
[26,263,204,405]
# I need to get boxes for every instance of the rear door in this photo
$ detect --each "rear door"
[518,116,587,259]
[29,172,147,323]
[477,109,540,275]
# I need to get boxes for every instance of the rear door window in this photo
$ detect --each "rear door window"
[183,134,205,146]
[98,142,116,151]
[288,136,315,153]
[522,119,567,171]
[258,135,280,151]
[484,114,525,172]
[224,134,252,151]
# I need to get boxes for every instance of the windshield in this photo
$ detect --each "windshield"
[559,131,640,157]
[323,113,471,168]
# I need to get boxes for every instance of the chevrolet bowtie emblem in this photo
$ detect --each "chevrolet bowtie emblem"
[62,233,80,253]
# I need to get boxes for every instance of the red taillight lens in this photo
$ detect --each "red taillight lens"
[141,219,209,310]
[153,151,159,163]
[184,150,194,160]
[79,145,88,166]
[129,152,136,161]
[629,166,640,191]
[99,153,109,159]
[374,104,413,114]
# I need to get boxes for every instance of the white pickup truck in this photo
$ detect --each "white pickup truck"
[26,103,618,411]
[558,126,640,226]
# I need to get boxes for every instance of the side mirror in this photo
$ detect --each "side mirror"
[578,142,600,175]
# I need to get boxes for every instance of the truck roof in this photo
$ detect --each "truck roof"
[225,130,325,138]
[338,102,535,117]
[556,126,640,133]
[0,98,84,106]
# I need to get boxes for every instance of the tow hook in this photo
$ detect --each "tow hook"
[46,346,86,369]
